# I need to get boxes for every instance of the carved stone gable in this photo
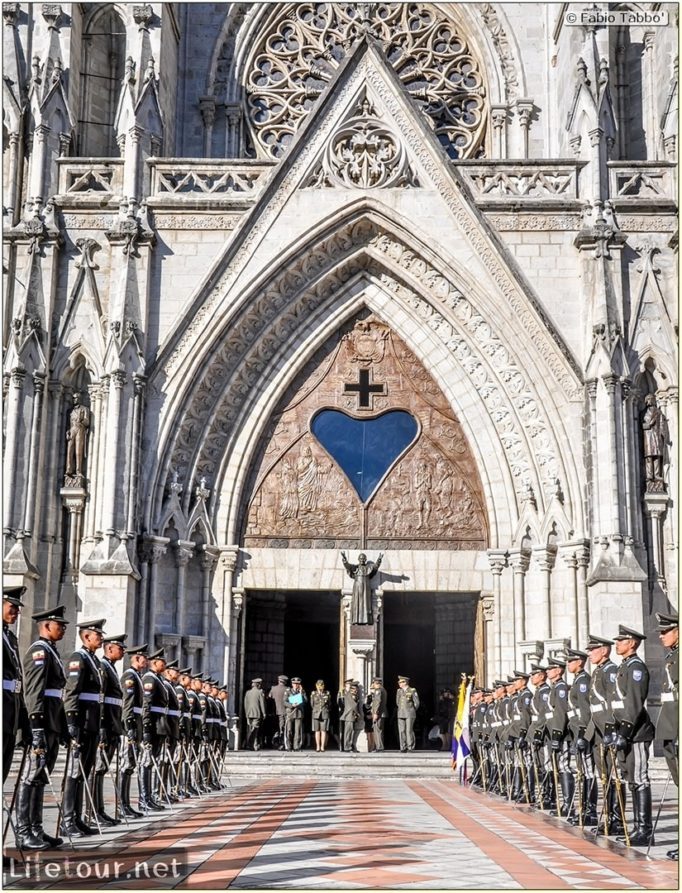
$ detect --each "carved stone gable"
[241,313,489,550]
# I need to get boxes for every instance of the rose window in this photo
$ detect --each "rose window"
[244,3,487,160]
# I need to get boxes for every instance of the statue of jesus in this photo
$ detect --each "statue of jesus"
[341,551,383,625]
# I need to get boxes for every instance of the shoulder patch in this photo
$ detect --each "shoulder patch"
[609,672,617,683]
[69,660,81,669]
[143,682,154,690]
[32,650,45,659]
[124,678,134,687]
[579,683,588,693]
[542,693,549,701]
[633,669,643,682]
[559,689,566,698]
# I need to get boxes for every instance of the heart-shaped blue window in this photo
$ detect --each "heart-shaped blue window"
[311,409,419,503]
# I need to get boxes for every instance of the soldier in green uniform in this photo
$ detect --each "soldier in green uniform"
[564,647,598,827]
[585,633,623,836]
[3,586,26,785]
[396,676,419,752]
[62,618,106,838]
[16,605,69,850]
[284,677,307,751]
[369,677,388,753]
[244,678,266,751]
[611,625,655,846]
[120,643,146,817]
[94,632,127,826]
[310,680,331,752]
[655,611,678,860]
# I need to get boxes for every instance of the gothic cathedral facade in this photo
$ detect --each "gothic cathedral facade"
[3,3,677,713]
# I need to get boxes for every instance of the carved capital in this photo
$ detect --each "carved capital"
[490,105,508,128]
[509,549,530,574]
[220,547,239,573]
[41,3,62,29]
[586,377,598,399]
[110,370,126,390]
[602,372,619,395]
[514,98,535,128]
[175,541,195,568]
[32,371,46,395]
[232,589,244,617]
[3,3,19,26]
[481,593,495,621]
[201,546,219,573]
[199,96,216,128]
[132,4,153,29]
[10,367,26,388]
[74,238,101,270]
[132,373,146,397]
[532,546,556,573]
[141,535,169,564]
[487,549,507,576]
[588,126,603,147]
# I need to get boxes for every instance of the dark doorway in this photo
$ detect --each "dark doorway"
[283,590,340,694]
[382,592,478,750]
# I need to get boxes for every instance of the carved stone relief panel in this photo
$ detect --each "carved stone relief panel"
[242,313,489,550]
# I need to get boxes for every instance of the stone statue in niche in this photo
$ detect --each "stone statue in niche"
[64,391,90,486]
[296,444,329,512]
[642,394,671,492]
[341,551,383,625]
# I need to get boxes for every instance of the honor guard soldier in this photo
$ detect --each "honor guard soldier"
[244,678,266,751]
[284,677,307,752]
[509,671,533,802]
[120,643,147,817]
[187,673,205,792]
[564,648,598,827]
[489,681,507,794]
[527,665,550,807]
[217,685,229,759]
[175,667,193,798]
[209,681,225,786]
[480,689,495,790]
[94,632,127,826]
[16,604,69,851]
[196,675,211,787]
[310,680,331,752]
[141,649,170,810]
[62,618,106,838]
[396,676,419,752]
[369,677,388,753]
[468,688,485,786]
[547,657,572,817]
[3,586,26,785]
[205,678,222,786]
[612,625,655,846]
[162,660,181,800]
[655,612,678,860]
[585,633,622,835]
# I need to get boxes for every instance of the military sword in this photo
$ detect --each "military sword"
[646,771,672,858]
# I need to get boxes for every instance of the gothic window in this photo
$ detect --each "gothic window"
[77,6,126,157]
[243,3,487,160]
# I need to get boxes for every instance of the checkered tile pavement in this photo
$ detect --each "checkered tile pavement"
[3,777,679,889]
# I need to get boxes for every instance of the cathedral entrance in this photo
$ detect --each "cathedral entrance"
[382,592,479,750]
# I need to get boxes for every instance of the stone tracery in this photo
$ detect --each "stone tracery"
[244,2,487,160]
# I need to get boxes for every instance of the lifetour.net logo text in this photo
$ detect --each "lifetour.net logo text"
[3,849,188,887]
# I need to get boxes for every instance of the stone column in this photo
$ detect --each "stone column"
[515,99,534,158]
[487,551,507,675]
[3,368,26,539]
[29,124,50,209]
[144,536,168,644]
[225,104,242,157]
[174,540,195,662]
[490,105,508,158]
[586,378,600,533]
[603,373,624,538]
[5,131,20,225]
[642,32,658,159]
[576,542,590,642]
[201,546,220,639]
[508,549,530,664]
[103,371,126,545]
[480,593,495,686]
[532,546,556,640]
[643,493,670,593]
[41,380,64,605]
[199,97,216,157]
[218,547,239,696]
[83,382,102,543]
[561,547,579,648]
[21,372,45,539]
[374,587,384,680]
[94,375,110,535]
[125,375,145,538]
[231,588,244,716]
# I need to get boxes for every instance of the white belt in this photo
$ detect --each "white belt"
[78,692,102,703]
[221,721,227,727]
[45,689,63,699]
[544,711,554,719]
[3,679,21,693]
[661,692,676,702]
[182,712,191,718]
[150,706,167,714]
[611,700,624,710]
[104,696,123,707]
[192,715,202,722]
[133,706,143,714]
[567,709,575,718]
[207,717,217,723]
[590,705,603,713]
[167,709,181,717]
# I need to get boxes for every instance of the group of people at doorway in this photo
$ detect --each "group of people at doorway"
[243,675,421,752]
[468,613,678,858]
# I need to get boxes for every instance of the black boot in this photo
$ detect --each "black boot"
[30,786,62,848]
[94,774,119,826]
[74,780,98,835]
[510,769,523,802]
[60,777,83,838]
[569,777,598,826]
[560,772,575,818]
[139,767,164,812]
[120,774,143,818]
[15,784,49,850]
[667,849,678,860]
[626,787,654,846]
[596,785,625,836]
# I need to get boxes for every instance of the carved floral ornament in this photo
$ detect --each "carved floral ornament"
[244,2,487,160]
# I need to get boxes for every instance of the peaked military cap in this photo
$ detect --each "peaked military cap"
[148,648,166,661]
[291,676,302,684]
[127,643,148,655]
[372,677,383,683]
[102,633,127,646]
[166,659,179,669]
[77,618,106,633]
[506,675,516,683]
[565,647,588,660]
[251,678,263,684]
[514,670,530,680]
[344,677,353,684]
[3,585,25,607]
[656,612,679,632]
[315,679,325,685]
[398,675,410,683]
[530,664,547,673]
[585,634,613,649]
[547,656,566,668]
[179,666,192,675]
[277,674,288,682]
[493,679,506,688]
[32,604,69,624]
[219,684,228,691]
[614,625,646,641]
